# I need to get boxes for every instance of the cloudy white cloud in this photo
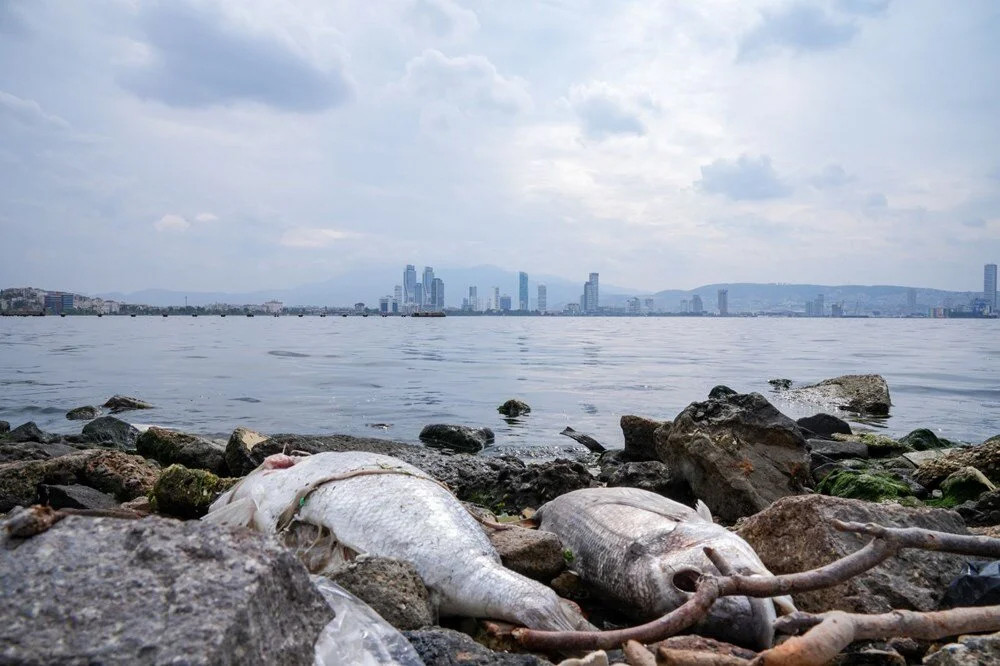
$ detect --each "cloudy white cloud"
[279,227,361,248]
[697,154,792,200]
[567,82,647,140]
[154,214,190,232]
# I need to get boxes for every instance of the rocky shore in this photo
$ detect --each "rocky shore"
[2,376,999,665]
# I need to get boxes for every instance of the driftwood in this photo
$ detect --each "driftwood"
[514,519,1000,657]
[560,427,607,453]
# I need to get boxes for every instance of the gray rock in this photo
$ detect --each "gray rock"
[82,416,141,450]
[923,631,1000,665]
[599,459,691,502]
[737,494,970,614]
[150,465,238,519]
[955,490,1000,527]
[940,467,996,505]
[0,515,332,665]
[66,405,101,421]
[789,374,892,416]
[903,448,960,467]
[136,426,228,475]
[5,421,49,443]
[913,438,1000,489]
[225,426,271,477]
[487,525,565,582]
[498,399,531,417]
[899,428,947,451]
[769,378,793,390]
[404,627,553,665]
[797,413,853,439]
[708,385,737,399]
[659,391,811,523]
[0,421,9,434]
[0,440,84,464]
[419,424,494,453]
[38,484,120,510]
[327,557,434,631]
[808,438,869,461]
[619,415,665,461]
[102,394,154,413]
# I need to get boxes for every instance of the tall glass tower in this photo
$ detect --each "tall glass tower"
[518,272,529,311]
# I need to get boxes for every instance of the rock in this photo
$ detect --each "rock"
[913,439,1000,489]
[102,394,153,413]
[120,495,153,514]
[327,557,434,631]
[66,405,101,421]
[225,426,271,476]
[833,646,906,665]
[150,464,238,519]
[816,468,913,502]
[0,449,159,513]
[939,467,996,506]
[808,438,869,461]
[620,415,665,462]
[797,413,853,439]
[900,428,947,451]
[559,427,606,453]
[404,627,553,665]
[904,448,960,467]
[136,426,228,475]
[419,424,495,453]
[82,416,141,450]
[549,570,588,601]
[708,385,737,399]
[769,378,793,390]
[737,495,970,614]
[487,525,565,582]
[498,399,531,417]
[791,373,892,415]
[5,421,48,443]
[0,421,8,434]
[923,631,1000,665]
[657,635,757,661]
[955,490,1000,527]
[38,484,120,510]
[598,460,691,502]
[658,391,811,523]
[0,440,84,464]
[0,515,332,664]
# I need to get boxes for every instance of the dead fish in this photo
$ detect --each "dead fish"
[536,487,794,650]
[204,451,592,632]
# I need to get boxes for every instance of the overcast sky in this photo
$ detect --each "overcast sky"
[1,0,998,293]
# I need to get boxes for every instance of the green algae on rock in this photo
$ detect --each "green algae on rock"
[817,468,913,502]
[150,464,238,519]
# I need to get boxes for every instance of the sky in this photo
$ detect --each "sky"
[1,0,998,294]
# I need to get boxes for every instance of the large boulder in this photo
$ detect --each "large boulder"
[0,440,84,464]
[658,392,811,523]
[788,374,892,416]
[102,395,154,414]
[620,415,665,461]
[66,405,101,421]
[913,439,1000,489]
[0,449,159,513]
[136,426,228,475]
[225,426,271,476]
[0,421,8,434]
[939,467,996,506]
[816,468,914,502]
[487,525,565,582]
[0,515,332,664]
[899,428,949,451]
[419,424,495,453]
[4,421,49,443]
[82,416,141,450]
[326,557,434,631]
[955,490,1000,527]
[797,413,853,439]
[598,459,691,502]
[38,484,120,510]
[737,495,970,614]
[150,464,238,519]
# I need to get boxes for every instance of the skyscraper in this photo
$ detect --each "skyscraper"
[414,283,423,310]
[537,284,547,313]
[691,294,703,313]
[394,285,403,306]
[717,289,728,316]
[518,272,529,311]
[403,265,417,304]
[583,281,595,313]
[468,286,478,312]
[589,273,599,311]
[422,267,434,306]
[814,294,825,317]
[499,295,512,311]
[430,278,444,311]
[986,264,998,311]
[493,287,500,312]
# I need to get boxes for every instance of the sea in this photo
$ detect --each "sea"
[1,316,998,456]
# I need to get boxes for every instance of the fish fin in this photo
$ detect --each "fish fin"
[695,500,713,522]
[774,595,798,616]
[202,496,257,528]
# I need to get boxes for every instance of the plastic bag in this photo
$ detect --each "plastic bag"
[311,576,425,666]
[940,560,1000,608]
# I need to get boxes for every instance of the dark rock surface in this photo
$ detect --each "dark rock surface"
[789,374,892,416]
[620,415,665,461]
[102,394,154,413]
[0,421,8,434]
[797,413,853,439]
[5,421,49,443]
[658,391,811,523]
[136,426,228,475]
[923,631,1000,665]
[955,490,1000,527]
[939,467,996,505]
[808,438,869,461]
[913,438,1000,489]
[38,483,120,510]
[598,459,691,502]
[327,557,434,631]
[899,428,948,451]
[66,405,101,421]
[404,628,553,666]
[419,424,495,453]
[151,464,238,519]
[498,399,531,417]
[0,440,84,464]
[487,525,565,582]
[708,385,737,399]
[82,416,141,450]
[0,515,332,665]
[769,378,793,390]
[737,495,970,614]
[0,449,159,513]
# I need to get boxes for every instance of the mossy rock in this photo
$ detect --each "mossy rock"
[150,464,238,519]
[497,399,531,417]
[938,466,996,507]
[817,468,913,502]
[898,428,947,451]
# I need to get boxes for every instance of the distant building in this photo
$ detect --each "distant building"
[430,278,444,311]
[626,297,640,314]
[518,272,529,311]
[643,298,655,313]
[499,295,512,312]
[394,285,403,306]
[354,302,365,313]
[691,295,703,314]
[468,286,478,312]
[805,301,815,317]
[831,302,844,317]
[403,265,417,304]
[907,288,917,311]
[43,292,74,314]
[391,298,399,314]
[493,287,500,312]
[680,299,689,313]
[814,294,825,317]
[581,272,600,313]
[589,273,599,310]
[379,296,390,314]
[414,283,423,311]
[986,264,998,312]
[263,300,284,314]
[565,302,580,314]
[537,284,547,313]
[422,267,434,307]
[717,289,729,316]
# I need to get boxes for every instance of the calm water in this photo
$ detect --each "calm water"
[1,317,998,454]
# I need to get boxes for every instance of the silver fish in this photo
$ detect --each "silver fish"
[205,451,591,632]
[536,487,793,650]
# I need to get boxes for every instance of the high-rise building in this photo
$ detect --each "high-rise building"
[414,283,423,310]
[814,294,825,317]
[379,296,390,314]
[422,267,434,306]
[583,281,595,313]
[43,292,74,314]
[430,278,444,311]
[499,295,512,311]
[518,272,529,311]
[626,297,640,314]
[468,286,477,312]
[394,285,403,306]
[403,265,417,304]
[717,289,729,316]
[493,287,500,312]
[691,294,703,313]
[986,264,998,311]
[906,288,917,310]
[589,273,599,311]
[537,284,547,313]
[644,298,655,313]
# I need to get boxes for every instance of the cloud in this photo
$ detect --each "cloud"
[279,227,360,248]
[154,214,190,232]
[407,0,479,39]
[401,49,531,116]
[810,163,852,188]
[739,4,858,61]
[194,212,218,223]
[836,0,892,16]
[697,154,792,200]
[567,82,646,140]
[120,1,352,112]
[0,91,70,130]
[865,192,888,208]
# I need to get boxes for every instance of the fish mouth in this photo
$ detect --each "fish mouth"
[695,593,776,651]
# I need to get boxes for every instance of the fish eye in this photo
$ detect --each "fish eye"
[672,568,701,593]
